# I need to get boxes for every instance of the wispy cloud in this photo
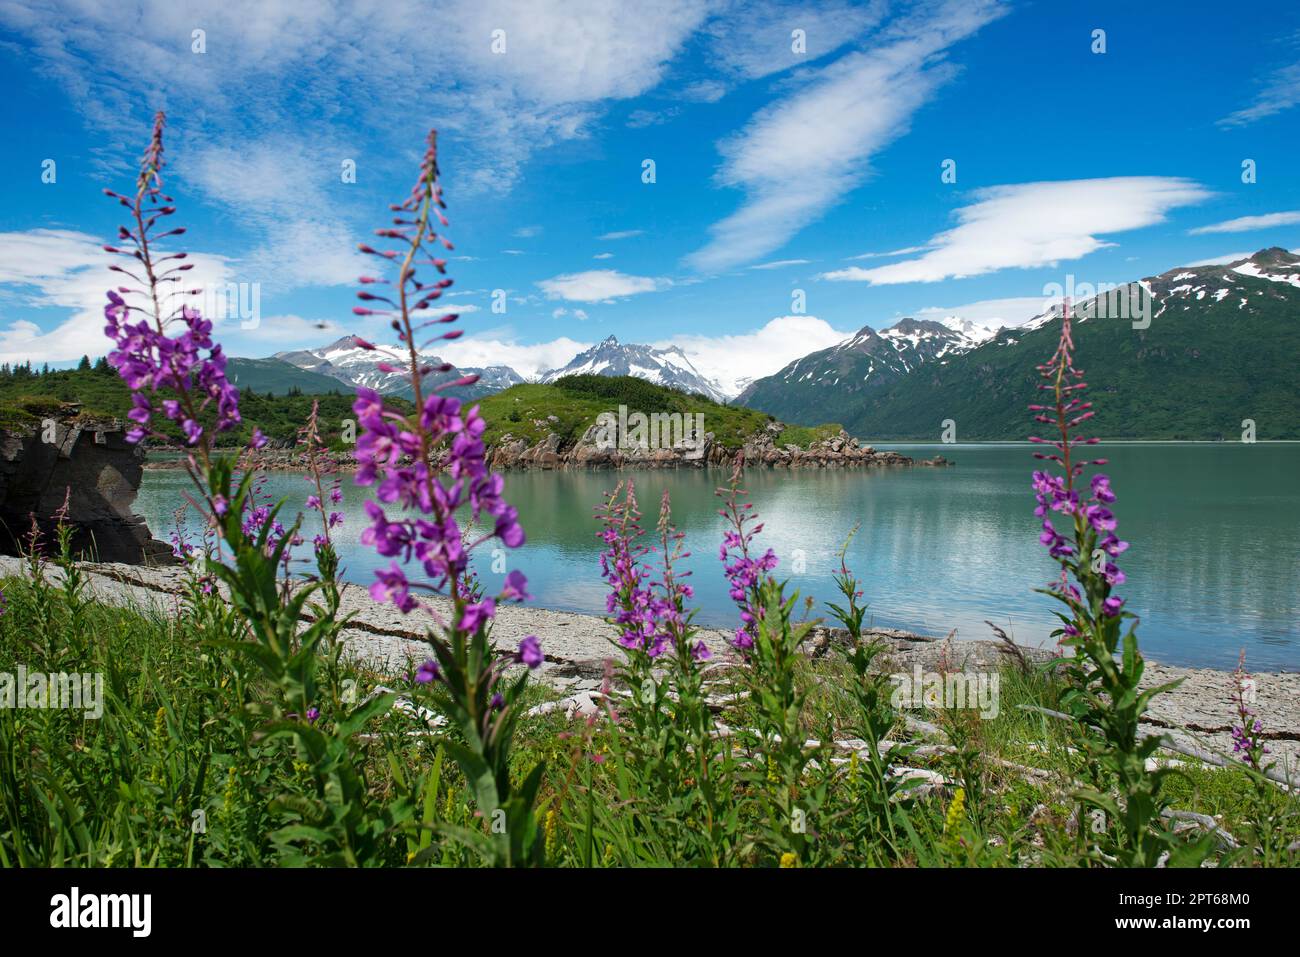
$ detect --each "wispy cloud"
[1218,61,1300,127]
[702,0,887,81]
[749,258,811,270]
[685,0,1007,272]
[679,79,728,102]
[537,269,668,302]
[596,229,645,241]
[626,107,681,128]
[820,177,1211,285]
[845,245,931,260]
[1182,252,1254,267]
[1189,210,1300,234]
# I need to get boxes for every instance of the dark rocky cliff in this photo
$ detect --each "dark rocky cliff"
[0,406,172,563]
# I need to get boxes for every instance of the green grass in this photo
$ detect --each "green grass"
[779,423,846,448]
[2,563,1293,868]
[476,374,778,450]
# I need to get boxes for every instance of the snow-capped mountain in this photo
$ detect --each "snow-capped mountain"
[937,315,998,344]
[841,247,1300,440]
[539,336,729,403]
[271,335,525,399]
[735,317,979,424]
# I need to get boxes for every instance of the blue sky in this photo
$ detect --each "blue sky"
[0,0,1297,391]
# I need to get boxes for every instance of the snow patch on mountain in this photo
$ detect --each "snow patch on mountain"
[272,335,524,397]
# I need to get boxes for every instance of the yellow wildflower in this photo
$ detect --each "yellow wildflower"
[544,809,559,860]
[944,787,966,836]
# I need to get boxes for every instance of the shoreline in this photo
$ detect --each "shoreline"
[3,555,1296,767]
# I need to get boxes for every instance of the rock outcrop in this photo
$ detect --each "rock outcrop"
[487,422,950,471]
[0,406,172,564]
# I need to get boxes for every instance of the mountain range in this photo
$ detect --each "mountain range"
[231,247,1298,439]
[825,247,1300,440]
[271,336,525,400]
[255,334,729,403]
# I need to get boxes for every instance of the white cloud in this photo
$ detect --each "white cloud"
[513,225,543,238]
[0,0,715,314]
[749,258,811,270]
[0,228,236,364]
[1189,210,1300,234]
[437,335,593,379]
[686,0,1007,272]
[911,296,1049,333]
[1182,252,1254,267]
[537,269,668,302]
[226,314,347,350]
[846,245,931,260]
[626,108,681,128]
[679,79,729,102]
[1218,61,1300,127]
[593,252,614,259]
[655,314,853,396]
[596,229,644,241]
[821,177,1211,285]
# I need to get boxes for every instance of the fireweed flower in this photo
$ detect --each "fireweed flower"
[597,484,708,671]
[99,111,271,556]
[350,137,526,618]
[1230,649,1270,770]
[352,135,550,849]
[416,659,440,684]
[101,115,240,453]
[716,463,779,652]
[297,400,343,553]
[517,636,543,669]
[1027,303,1130,634]
[596,483,673,658]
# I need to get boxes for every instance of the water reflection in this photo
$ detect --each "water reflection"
[135,443,1300,670]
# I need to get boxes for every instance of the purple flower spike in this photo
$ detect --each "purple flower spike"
[349,133,528,636]
[1028,303,1131,646]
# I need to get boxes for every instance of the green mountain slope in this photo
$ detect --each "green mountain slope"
[226,358,345,396]
[736,318,978,424]
[839,248,1300,440]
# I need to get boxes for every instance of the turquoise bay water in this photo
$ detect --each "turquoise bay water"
[136,444,1300,671]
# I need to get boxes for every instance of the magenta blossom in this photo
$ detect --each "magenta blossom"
[517,635,543,669]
